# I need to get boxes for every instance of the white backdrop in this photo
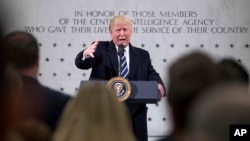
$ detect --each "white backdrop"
[1,0,250,137]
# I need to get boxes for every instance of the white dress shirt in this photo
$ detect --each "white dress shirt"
[116,45,130,71]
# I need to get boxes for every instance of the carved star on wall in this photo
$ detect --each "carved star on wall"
[215,44,219,48]
[245,44,249,48]
[45,57,50,62]
[75,87,79,92]
[141,44,145,48]
[156,44,160,48]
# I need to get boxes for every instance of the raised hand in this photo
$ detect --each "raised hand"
[83,39,98,58]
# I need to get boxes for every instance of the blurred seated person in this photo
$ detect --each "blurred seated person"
[1,31,71,131]
[6,118,52,141]
[52,82,136,141]
[217,58,249,84]
[186,82,250,141]
[158,51,222,141]
[0,64,22,141]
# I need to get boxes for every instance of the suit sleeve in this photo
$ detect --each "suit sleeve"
[75,41,109,70]
[145,51,165,86]
[75,50,95,69]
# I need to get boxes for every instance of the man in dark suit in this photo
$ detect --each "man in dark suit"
[1,31,71,131]
[75,15,166,141]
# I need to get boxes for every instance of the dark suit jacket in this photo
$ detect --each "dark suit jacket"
[75,40,165,141]
[15,75,71,131]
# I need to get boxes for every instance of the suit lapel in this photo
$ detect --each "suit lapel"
[129,45,140,78]
[107,41,119,76]
[106,42,141,78]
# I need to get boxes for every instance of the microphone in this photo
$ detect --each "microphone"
[118,44,125,76]
[118,44,125,57]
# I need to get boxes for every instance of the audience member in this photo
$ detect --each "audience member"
[1,31,71,131]
[6,118,52,141]
[52,82,136,141]
[186,82,250,141]
[1,26,22,139]
[158,51,222,141]
[217,58,249,84]
[0,64,22,141]
[0,18,10,141]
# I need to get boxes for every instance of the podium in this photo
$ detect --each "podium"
[80,80,160,103]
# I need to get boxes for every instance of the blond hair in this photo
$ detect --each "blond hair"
[52,82,136,141]
[109,15,132,32]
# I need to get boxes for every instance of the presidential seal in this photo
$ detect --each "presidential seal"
[106,76,131,102]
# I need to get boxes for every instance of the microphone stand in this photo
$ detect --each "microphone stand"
[118,55,122,76]
[118,45,124,77]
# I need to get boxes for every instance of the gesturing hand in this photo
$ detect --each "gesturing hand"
[158,83,166,101]
[83,39,98,58]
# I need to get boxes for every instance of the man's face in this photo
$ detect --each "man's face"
[110,22,132,47]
